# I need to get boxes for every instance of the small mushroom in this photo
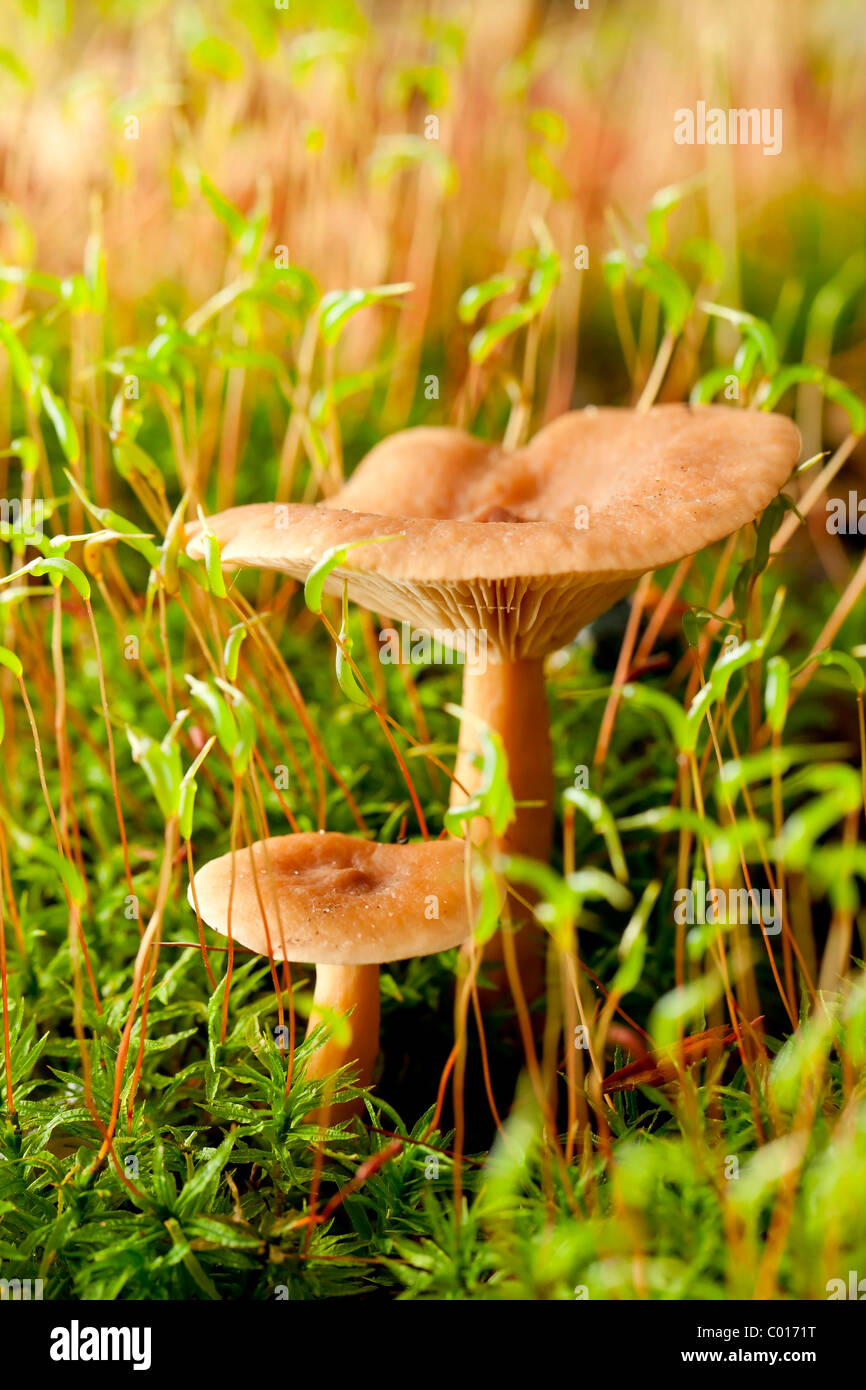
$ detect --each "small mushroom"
[188,405,800,993]
[190,831,474,1121]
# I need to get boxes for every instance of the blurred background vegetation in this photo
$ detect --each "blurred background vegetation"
[2,0,865,444]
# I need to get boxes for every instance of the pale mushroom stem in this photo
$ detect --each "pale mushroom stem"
[305,963,380,1122]
[452,656,553,1003]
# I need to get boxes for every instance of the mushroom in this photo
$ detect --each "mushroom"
[187,405,800,993]
[189,831,475,1121]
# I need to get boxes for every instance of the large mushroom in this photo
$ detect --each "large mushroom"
[188,405,800,993]
[190,831,475,1121]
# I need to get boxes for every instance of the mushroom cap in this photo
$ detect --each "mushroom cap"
[190,832,476,965]
[187,405,799,660]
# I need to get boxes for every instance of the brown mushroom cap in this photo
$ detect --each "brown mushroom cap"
[190,832,476,965]
[187,405,799,660]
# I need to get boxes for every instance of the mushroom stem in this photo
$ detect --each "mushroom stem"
[453,657,553,1001]
[305,963,380,1122]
